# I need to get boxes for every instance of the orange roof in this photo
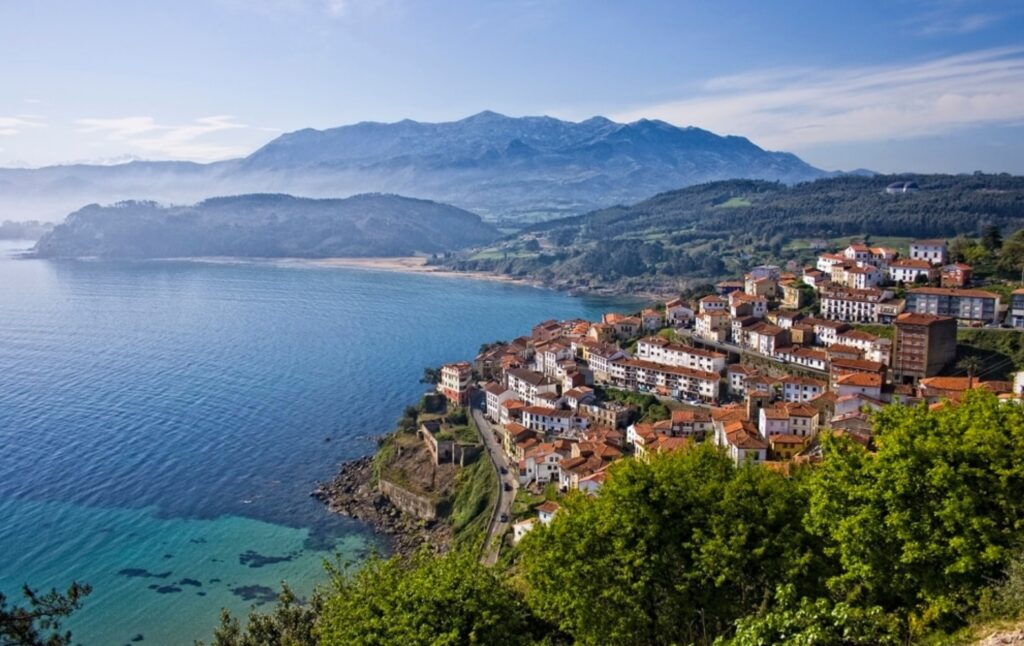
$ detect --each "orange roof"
[895,312,955,326]
[654,436,690,453]
[762,407,790,420]
[890,258,933,269]
[836,372,882,388]
[908,287,998,299]
[671,409,711,424]
[919,376,1012,393]
[828,344,864,356]
[784,403,819,417]
[506,422,529,435]
[770,434,807,445]
[832,358,885,372]
[536,500,561,514]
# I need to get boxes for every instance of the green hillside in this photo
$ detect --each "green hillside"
[443,173,1024,293]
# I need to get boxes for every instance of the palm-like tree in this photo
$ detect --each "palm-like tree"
[957,356,983,391]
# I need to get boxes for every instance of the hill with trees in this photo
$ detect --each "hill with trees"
[443,173,1024,294]
[32,193,500,259]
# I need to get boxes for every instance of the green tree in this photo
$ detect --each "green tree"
[199,585,320,646]
[962,243,990,266]
[805,392,1024,633]
[318,551,541,646]
[0,582,91,646]
[997,228,1024,275]
[948,235,971,263]
[519,446,823,645]
[981,224,1003,252]
[723,586,901,646]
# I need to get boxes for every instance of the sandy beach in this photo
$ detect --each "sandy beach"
[168,255,546,288]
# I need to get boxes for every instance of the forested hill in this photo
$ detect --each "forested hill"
[33,193,500,259]
[444,173,1024,292]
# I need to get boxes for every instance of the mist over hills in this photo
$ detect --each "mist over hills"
[1,112,826,224]
[32,193,499,259]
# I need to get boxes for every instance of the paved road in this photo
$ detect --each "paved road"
[471,399,517,566]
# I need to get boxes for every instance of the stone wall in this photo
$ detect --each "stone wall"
[378,478,441,521]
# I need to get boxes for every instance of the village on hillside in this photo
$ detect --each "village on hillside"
[426,238,1024,544]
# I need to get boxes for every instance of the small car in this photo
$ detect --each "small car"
[499,513,509,522]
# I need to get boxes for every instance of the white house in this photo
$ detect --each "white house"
[780,375,826,402]
[774,346,829,372]
[536,500,560,525]
[909,240,948,266]
[695,311,730,343]
[519,442,567,485]
[758,403,819,438]
[698,295,727,314]
[641,309,664,331]
[484,382,515,422]
[714,419,768,464]
[835,372,883,400]
[889,259,935,284]
[634,337,727,374]
[521,406,587,436]
[505,368,560,406]
[512,518,536,544]
[843,264,884,290]
[665,298,695,327]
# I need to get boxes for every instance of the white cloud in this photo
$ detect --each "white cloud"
[611,47,1024,151]
[75,115,254,161]
[0,115,45,137]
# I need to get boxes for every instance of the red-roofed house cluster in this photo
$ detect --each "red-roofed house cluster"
[433,237,1024,541]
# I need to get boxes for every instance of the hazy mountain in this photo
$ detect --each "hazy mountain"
[33,193,499,259]
[1,112,826,225]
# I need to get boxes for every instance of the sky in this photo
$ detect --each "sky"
[1,0,1023,173]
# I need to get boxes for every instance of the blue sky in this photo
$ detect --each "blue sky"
[1,0,1023,173]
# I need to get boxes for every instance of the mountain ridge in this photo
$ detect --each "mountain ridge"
[0,112,827,224]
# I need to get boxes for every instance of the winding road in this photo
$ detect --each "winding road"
[471,394,517,566]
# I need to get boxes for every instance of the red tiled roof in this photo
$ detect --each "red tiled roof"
[837,373,882,388]
[536,500,561,514]
[908,287,998,299]
[895,312,955,326]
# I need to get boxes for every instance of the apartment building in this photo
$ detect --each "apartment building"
[891,312,957,383]
[905,287,1000,326]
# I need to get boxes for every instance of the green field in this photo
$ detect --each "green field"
[714,196,752,208]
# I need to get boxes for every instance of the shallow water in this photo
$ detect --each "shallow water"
[0,240,637,644]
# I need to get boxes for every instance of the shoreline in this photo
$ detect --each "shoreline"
[28,251,672,300]
[159,255,550,290]
[311,454,450,559]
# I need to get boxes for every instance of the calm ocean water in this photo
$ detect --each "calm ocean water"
[0,240,637,645]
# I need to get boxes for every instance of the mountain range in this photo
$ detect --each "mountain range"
[32,193,499,259]
[1,112,827,225]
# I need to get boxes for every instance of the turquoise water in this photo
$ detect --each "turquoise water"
[0,240,637,645]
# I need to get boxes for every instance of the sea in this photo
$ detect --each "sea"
[0,239,640,645]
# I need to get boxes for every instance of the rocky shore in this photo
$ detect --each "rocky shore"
[311,455,452,558]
